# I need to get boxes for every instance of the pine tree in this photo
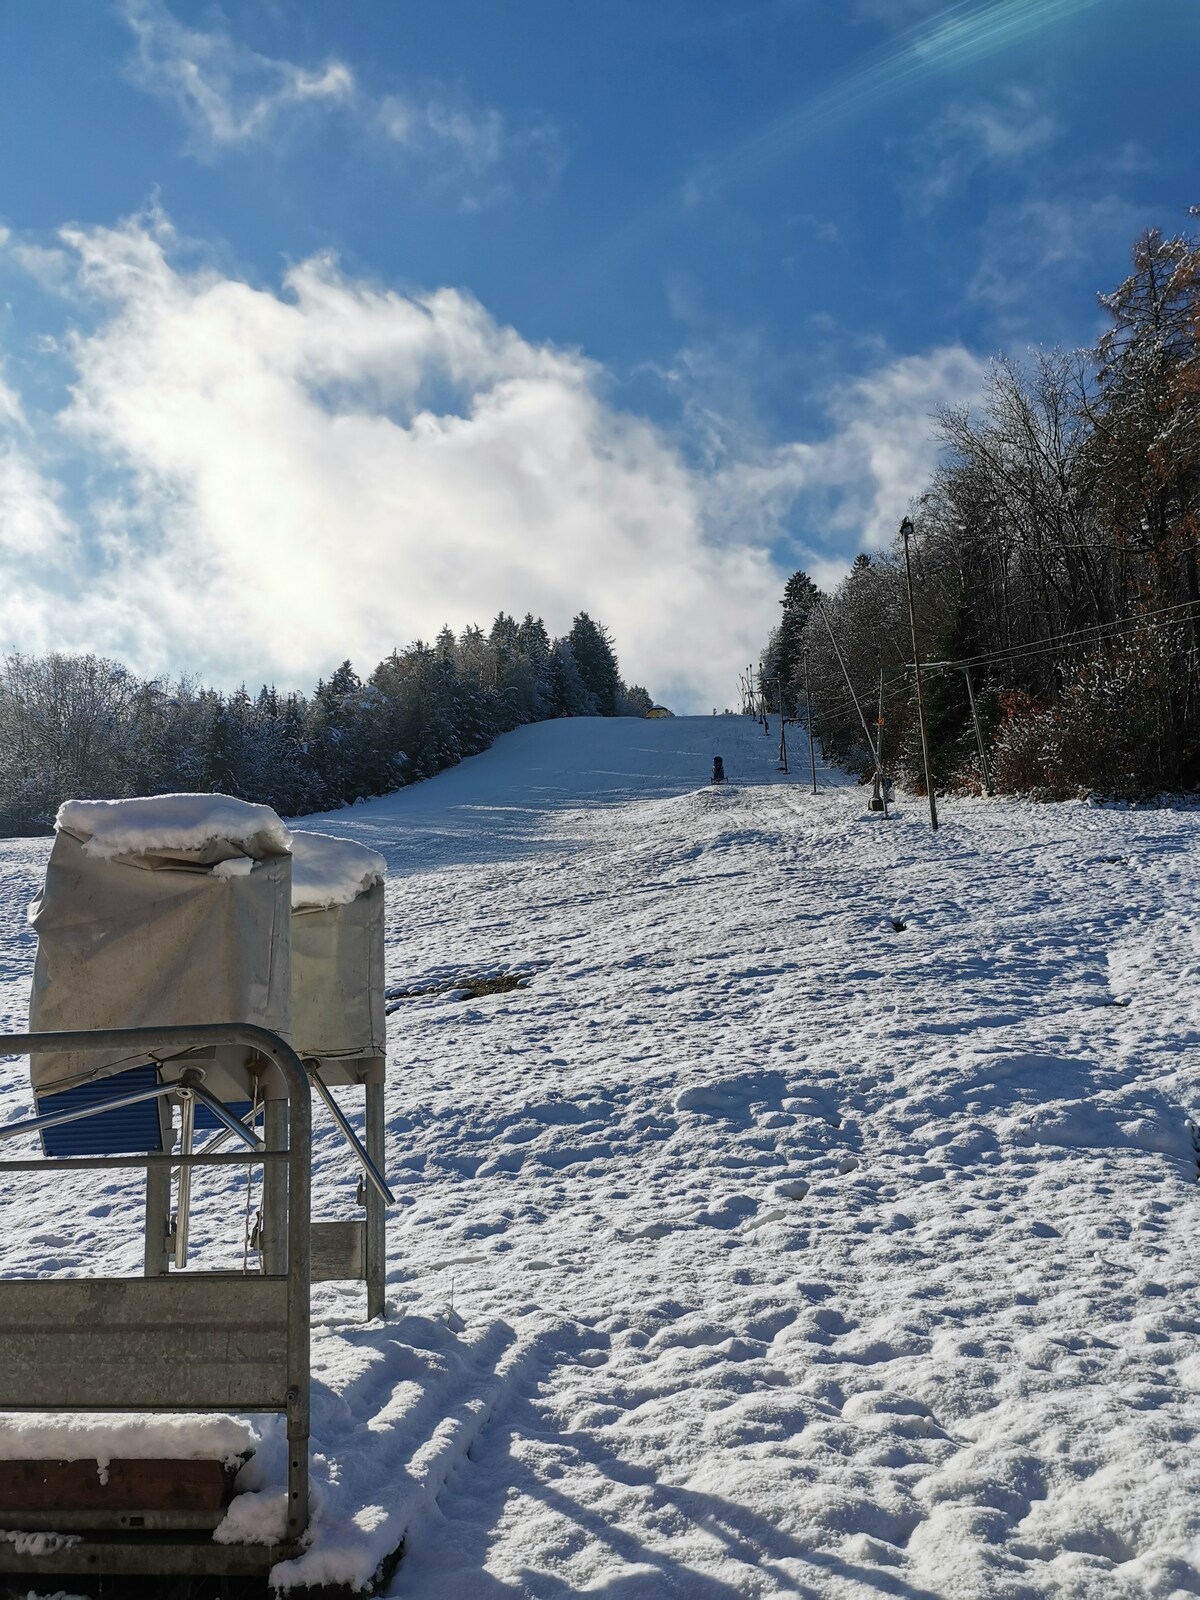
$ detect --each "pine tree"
[776,570,821,714]
[568,613,621,715]
[547,638,595,716]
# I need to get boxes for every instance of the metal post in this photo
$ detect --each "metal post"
[365,1080,386,1321]
[0,1079,179,1146]
[187,1080,264,1150]
[876,657,889,818]
[777,677,789,773]
[869,653,885,812]
[174,1088,194,1270]
[263,1096,289,1277]
[803,648,817,794]
[900,517,939,830]
[818,602,886,803]
[143,1162,171,1277]
[963,664,993,795]
[307,1070,394,1205]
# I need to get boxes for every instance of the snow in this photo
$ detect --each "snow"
[55,793,291,860]
[211,855,255,878]
[1,716,1199,1595]
[290,829,387,908]
[0,1413,258,1464]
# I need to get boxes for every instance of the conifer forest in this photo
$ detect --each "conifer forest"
[0,611,652,835]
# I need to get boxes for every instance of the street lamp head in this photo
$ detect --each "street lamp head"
[899,516,914,539]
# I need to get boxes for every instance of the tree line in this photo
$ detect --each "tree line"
[762,217,1200,800]
[0,611,654,835]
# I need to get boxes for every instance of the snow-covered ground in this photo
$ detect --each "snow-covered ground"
[1,715,1199,1597]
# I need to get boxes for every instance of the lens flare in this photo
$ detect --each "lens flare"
[684,0,1108,204]
[571,0,1114,291]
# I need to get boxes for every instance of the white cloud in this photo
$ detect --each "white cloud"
[378,93,564,211]
[8,242,71,291]
[711,345,988,570]
[118,0,563,205]
[0,217,988,708]
[120,0,354,153]
[0,361,78,560]
[969,193,1145,310]
[0,218,779,709]
[910,86,1056,206]
[0,447,76,561]
[0,373,23,428]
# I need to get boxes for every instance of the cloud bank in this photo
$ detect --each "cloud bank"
[0,216,982,710]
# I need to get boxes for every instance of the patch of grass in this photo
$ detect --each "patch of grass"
[386,971,533,1010]
[453,974,529,1001]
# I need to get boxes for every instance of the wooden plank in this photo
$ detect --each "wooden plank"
[0,1277,288,1410]
[0,1457,231,1515]
[0,1536,299,1579]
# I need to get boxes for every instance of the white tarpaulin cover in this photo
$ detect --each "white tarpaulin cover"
[290,832,387,1085]
[28,794,293,1096]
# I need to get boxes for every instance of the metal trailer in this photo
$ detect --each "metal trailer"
[0,1022,311,1588]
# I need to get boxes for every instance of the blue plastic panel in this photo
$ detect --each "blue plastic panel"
[38,1064,165,1157]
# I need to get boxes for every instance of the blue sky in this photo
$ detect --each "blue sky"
[0,0,1195,709]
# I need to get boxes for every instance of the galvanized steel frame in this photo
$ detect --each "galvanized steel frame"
[0,1023,312,1544]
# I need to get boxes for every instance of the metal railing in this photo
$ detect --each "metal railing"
[0,1024,312,1545]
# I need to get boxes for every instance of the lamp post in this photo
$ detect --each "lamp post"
[900,516,938,831]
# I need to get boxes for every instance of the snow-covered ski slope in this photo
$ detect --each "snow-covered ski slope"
[1,714,1199,1596]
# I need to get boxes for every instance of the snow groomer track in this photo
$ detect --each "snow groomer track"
[0,715,1198,1596]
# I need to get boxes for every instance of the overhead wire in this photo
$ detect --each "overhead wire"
[921,597,1200,673]
[795,598,1200,738]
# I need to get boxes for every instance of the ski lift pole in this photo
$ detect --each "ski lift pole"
[962,663,993,795]
[901,517,938,830]
[817,602,885,802]
[803,648,817,794]
[777,676,789,772]
[869,649,885,813]
[876,655,889,818]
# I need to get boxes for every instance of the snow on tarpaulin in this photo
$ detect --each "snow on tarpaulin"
[28,792,292,1094]
[55,793,292,863]
[290,831,386,910]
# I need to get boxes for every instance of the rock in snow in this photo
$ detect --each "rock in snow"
[0,715,1197,1595]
